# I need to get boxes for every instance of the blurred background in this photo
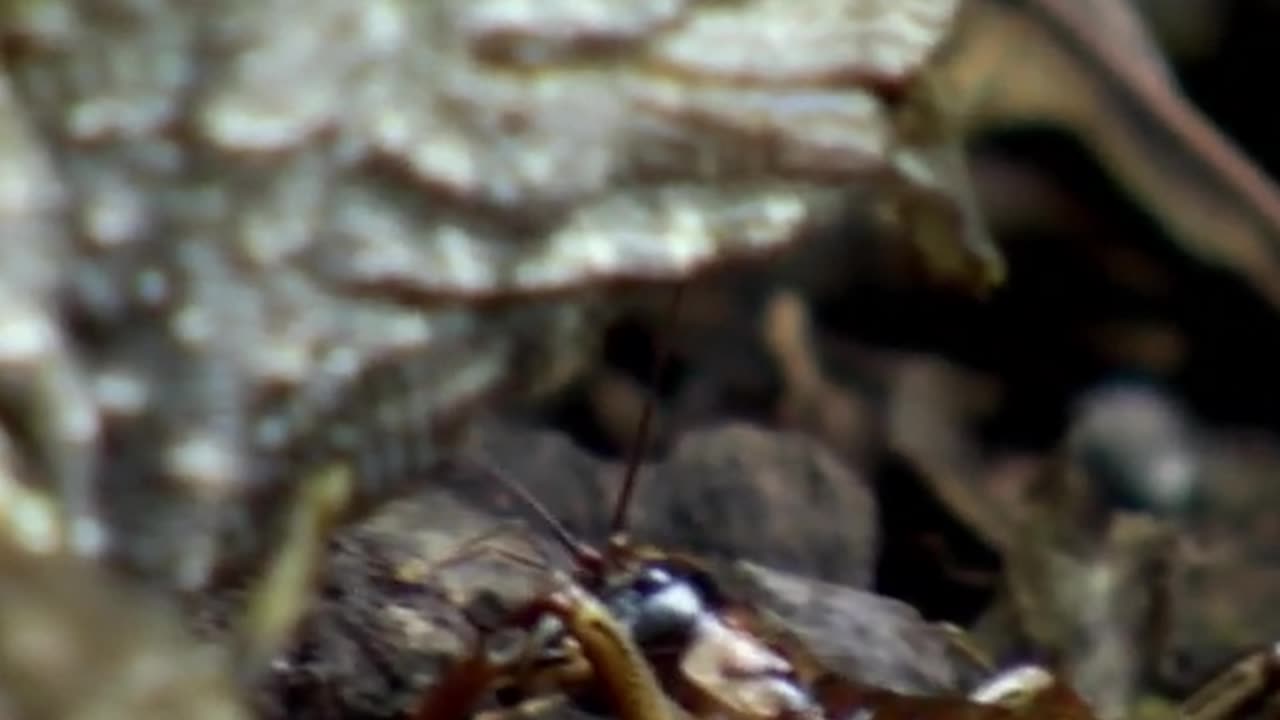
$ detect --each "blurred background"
[518,1,1280,714]
[6,1,1280,719]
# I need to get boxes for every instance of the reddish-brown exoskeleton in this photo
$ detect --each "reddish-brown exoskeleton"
[409,458,1114,720]
[409,288,1279,720]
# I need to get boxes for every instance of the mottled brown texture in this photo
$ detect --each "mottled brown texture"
[727,561,986,695]
[240,423,921,720]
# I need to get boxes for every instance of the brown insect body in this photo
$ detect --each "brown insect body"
[410,288,1274,720]
[412,530,826,720]
[410,285,1094,720]
[411,463,1105,720]
[412,519,1103,720]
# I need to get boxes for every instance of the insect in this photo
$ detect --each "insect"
[406,282,1280,720]
[411,475,1280,720]
[405,288,1078,720]
[408,451,1158,720]
[408,463,1125,720]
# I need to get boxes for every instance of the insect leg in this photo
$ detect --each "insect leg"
[968,665,1097,719]
[419,519,556,580]
[414,575,672,720]
[408,600,582,720]
[1179,642,1280,720]
[506,650,596,699]
[968,664,1055,707]
[475,694,571,720]
[528,577,676,720]
[235,461,353,682]
[409,527,604,720]
[411,650,507,720]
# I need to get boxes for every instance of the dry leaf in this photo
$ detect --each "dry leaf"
[940,0,1280,310]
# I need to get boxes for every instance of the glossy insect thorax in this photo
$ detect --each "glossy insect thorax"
[590,556,822,720]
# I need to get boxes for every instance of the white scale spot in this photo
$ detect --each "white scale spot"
[680,614,802,717]
[56,405,100,448]
[0,309,57,364]
[385,315,431,349]
[360,1,406,49]
[69,515,109,559]
[409,138,478,193]
[94,370,151,416]
[321,346,361,379]
[170,305,213,346]
[254,338,312,385]
[649,579,703,618]
[166,435,239,497]
[1147,454,1197,508]
[969,664,1054,705]
[8,492,59,555]
[386,605,433,646]
[86,187,145,246]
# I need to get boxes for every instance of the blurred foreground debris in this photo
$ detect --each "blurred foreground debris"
[882,351,1280,716]
[1,450,246,719]
[944,0,1280,309]
[0,540,247,720]
[6,1,1280,719]
[0,0,991,598]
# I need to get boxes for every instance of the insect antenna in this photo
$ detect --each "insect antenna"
[470,460,606,573]
[609,282,686,536]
